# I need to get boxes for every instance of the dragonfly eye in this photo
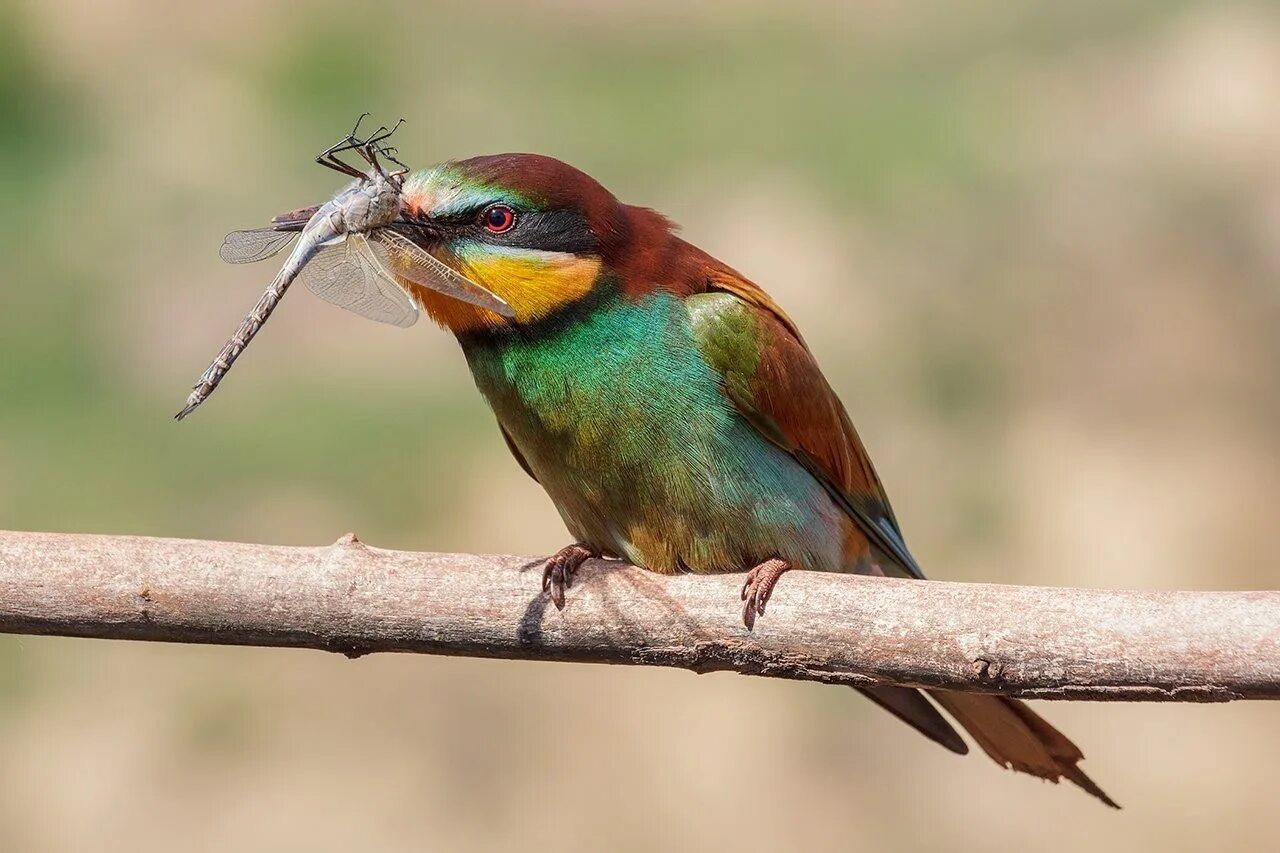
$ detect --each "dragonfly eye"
[481,204,516,234]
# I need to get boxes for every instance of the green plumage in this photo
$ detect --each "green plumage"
[462,289,847,575]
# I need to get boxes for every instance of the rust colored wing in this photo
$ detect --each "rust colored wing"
[689,264,924,578]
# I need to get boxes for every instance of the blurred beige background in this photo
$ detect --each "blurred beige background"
[2,1,1279,850]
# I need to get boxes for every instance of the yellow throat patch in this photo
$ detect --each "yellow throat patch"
[406,246,602,332]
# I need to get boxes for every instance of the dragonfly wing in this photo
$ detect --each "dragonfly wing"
[371,228,515,318]
[297,236,419,328]
[220,228,298,264]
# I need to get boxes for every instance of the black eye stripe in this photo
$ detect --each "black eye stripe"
[502,208,597,253]
[426,211,475,227]
[457,207,596,254]
[419,206,598,254]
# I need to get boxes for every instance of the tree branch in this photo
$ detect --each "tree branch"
[1,529,1277,702]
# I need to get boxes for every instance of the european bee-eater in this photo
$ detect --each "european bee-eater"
[392,154,1115,807]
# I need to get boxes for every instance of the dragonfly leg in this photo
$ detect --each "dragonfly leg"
[315,115,406,179]
[379,146,409,174]
[366,118,404,146]
[315,112,375,178]
[316,141,367,179]
[354,119,405,176]
[361,138,388,176]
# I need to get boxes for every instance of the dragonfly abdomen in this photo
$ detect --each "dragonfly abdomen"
[175,272,295,420]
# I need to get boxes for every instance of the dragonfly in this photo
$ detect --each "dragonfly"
[175,117,513,420]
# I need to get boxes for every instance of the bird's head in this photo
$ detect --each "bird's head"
[397,154,664,333]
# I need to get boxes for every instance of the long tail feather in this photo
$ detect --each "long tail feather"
[927,690,1119,809]
[857,686,969,755]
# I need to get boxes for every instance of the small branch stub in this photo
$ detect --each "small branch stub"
[333,531,363,548]
[0,529,1277,702]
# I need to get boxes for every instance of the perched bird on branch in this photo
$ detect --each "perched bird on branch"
[390,153,1115,807]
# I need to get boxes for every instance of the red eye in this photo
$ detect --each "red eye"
[482,204,515,233]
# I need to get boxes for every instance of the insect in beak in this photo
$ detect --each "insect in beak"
[176,118,512,420]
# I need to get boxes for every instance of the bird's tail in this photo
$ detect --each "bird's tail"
[856,684,1117,807]
[926,689,1120,809]
[850,566,1117,807]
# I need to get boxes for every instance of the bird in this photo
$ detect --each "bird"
[392,153,1117,808]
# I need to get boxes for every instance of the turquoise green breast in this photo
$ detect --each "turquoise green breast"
[462,292,844,574]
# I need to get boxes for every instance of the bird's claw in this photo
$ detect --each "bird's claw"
[541,543,597,610]
[740,558,791,631]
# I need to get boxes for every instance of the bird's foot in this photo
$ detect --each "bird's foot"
[541,542,599,610]
[740,558,792,631]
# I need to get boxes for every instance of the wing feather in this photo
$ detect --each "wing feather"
[689,271,924,578]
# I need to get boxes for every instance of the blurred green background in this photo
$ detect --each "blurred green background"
[3,1,1280,850]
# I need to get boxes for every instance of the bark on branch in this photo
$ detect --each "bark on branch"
[1,529,1277,702]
